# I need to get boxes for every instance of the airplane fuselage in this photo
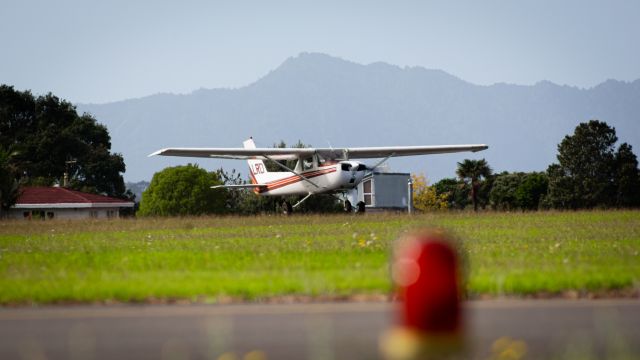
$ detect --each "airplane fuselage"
[249,160,367,196]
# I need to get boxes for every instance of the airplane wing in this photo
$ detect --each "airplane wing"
[149,148,313,160]
[150,144,488,160]
[316,144,489,159]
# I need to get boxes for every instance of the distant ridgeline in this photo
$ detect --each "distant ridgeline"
[125,181,150,203]
[3,54,639,215]
[78,53,640,183]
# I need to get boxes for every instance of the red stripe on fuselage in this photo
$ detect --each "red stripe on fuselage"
[257,167,337,193]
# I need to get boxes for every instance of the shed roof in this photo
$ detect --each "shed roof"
[14,187,134,209]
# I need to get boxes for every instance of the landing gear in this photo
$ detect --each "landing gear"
[356,201,366,214]
[281,193,312,215]
[292,193,313,208]
[344,200,353,213]
[282,201,293,215]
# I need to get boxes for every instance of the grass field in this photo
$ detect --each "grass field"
[1,211,639,305]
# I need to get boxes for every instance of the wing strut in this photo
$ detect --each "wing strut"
[293,193,314,208]
[365,153,395,176]
[371,153,395,169]
[262,155,322,190]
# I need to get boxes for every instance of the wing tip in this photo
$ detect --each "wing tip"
[472,144,489,152]
[148,149,165,157]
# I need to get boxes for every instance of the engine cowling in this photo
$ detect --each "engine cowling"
[338,161,367,189]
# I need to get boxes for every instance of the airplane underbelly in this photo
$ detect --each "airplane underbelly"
[261,167,341,196]
[264,181,308,196]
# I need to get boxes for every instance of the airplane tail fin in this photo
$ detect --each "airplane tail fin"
[244,138,268,184]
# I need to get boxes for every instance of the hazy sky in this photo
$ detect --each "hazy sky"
[2,0,639,104]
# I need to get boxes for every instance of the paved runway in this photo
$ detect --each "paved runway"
[1,300,638,359]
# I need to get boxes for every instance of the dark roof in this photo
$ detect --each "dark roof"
[16,187,132,205]
[363,172,411,180]
[370,172,410,176]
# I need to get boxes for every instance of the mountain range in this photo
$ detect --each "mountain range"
[78,53,640,182]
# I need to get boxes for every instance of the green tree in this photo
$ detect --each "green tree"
[0,146,20,214]
[216,167,249,212]
[490,172,548,211]
[456,159,492,211]
[559,120,616,207]
[0,85,127,197]
[411,173,448,211]
[515,172,548,210]
[546,120,637,209]
[477,173,495,210]
[613,143,640,207]
[139,164,227,216]
[545,164,578,209]
[434,178,469,210]
[489,172,525,210]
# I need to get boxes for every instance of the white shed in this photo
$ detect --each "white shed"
[352,172,411,212]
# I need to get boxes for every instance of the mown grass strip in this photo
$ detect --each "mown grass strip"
[0,211,638,304]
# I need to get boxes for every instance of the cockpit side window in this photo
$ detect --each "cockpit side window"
[302,156,314,171]
[317,153,327,167]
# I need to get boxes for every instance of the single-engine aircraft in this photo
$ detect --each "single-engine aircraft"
[150,138,488,208]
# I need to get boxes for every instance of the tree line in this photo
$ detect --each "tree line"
[0,86,131,214]
[414,120,640,211]
[140,120,640,216]
[2,86,638,216]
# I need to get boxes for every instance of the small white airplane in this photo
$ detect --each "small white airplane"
[150,138,488,208]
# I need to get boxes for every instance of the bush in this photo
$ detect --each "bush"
[139,164,227,216]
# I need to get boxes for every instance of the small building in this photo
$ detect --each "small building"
[8,186,134,220]
[352,172,411,212]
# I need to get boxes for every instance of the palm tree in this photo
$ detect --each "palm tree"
[456,159,492,211]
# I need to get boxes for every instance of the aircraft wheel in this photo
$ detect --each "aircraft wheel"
[344,200,353,213]
[282,201,293,215]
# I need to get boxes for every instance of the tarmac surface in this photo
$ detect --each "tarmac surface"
[1,299,639,359]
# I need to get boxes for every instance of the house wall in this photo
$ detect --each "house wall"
[8,208,120,220]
